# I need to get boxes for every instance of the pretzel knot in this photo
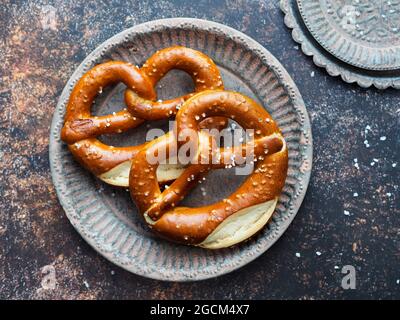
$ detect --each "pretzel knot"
[60,46,225,187]
[129,90,288,249]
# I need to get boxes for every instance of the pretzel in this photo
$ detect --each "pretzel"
[60,46,225,187]
[129,90,288,249]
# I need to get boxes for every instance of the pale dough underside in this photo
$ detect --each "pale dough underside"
[98,160,185,187]
[199,197,278,249]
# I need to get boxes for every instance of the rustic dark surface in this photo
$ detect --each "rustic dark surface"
[0,0,399,300]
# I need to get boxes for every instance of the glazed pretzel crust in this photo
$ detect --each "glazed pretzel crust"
[60,46,224,185]
[129,90,288,248]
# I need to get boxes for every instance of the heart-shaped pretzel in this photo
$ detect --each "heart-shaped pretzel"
[60,46,224,186]
[129,90,288,249]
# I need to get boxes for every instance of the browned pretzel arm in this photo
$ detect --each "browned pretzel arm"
[62,110,144,145]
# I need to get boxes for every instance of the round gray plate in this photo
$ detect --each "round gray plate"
[281,0,400,89]
[49,18,312,281]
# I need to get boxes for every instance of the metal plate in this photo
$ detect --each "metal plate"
[49,18,312,281]
[281,0,400,89]
[297,0,400,71]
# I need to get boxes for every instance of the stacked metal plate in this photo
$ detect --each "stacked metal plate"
[281,0,400,89]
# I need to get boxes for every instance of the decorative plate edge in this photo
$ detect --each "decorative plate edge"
[280,0,400,90]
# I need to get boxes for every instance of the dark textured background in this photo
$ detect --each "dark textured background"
[0,0,399,299]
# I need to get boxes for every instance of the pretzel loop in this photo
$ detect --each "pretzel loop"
[61,61,154,144]
[125,46,223,120]
[129,90,288,248]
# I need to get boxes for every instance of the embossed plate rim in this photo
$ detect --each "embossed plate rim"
[297,0,400,71]
[281,0,400,89]
[49,18,313,281]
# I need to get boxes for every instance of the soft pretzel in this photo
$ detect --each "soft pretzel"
[60,46,224,186]
[129,90,288,249]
